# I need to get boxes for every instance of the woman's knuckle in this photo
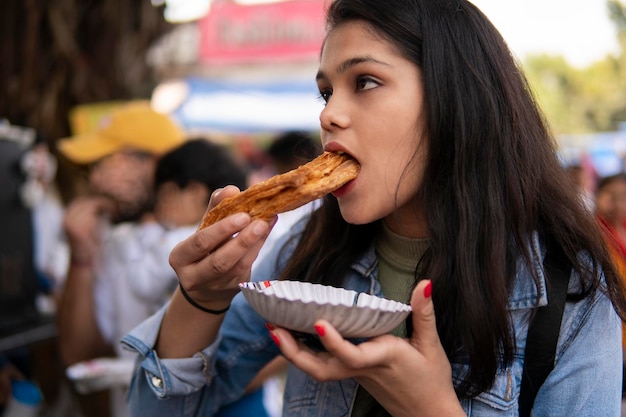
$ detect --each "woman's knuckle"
[169,246,182,268]
[211,253,231,274]
[343,356,364,368]
[236,232,255,250]
[231,262,249,277]
[191,232,209,252]
[310,369,331,382]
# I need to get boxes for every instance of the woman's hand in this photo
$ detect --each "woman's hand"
[269,280,465,417]
[157,186,275,358]
[169,186,274,310]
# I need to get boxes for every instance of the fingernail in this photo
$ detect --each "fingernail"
[252,222,267,236]
[424,281,432,298]
[233,213,248,226]
[270,332,281,347]
[314,324,326,337]
[265,322,275,331]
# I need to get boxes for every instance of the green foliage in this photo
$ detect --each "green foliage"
[608,0,626,46]
[520,0,626,135]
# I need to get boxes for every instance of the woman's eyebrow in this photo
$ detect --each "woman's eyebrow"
[316,56,390,81]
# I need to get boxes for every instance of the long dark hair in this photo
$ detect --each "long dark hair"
[279,0,626,399]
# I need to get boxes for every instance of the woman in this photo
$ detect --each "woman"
[123,0,626,415]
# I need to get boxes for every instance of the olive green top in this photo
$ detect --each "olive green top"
[351,223,430,417]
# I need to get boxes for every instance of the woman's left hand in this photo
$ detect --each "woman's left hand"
[269,280,466,417]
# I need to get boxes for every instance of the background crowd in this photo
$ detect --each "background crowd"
[0,103,321,417]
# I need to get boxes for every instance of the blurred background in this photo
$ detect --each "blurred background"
[1,0,625,191]
[473,0,626,178]
[0,0,329,205]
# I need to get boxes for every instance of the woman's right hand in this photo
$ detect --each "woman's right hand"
[169,185,274,311]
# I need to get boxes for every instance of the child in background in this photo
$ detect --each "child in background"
[120,138,273,417]
[65,137,254,417]
[120,138,248,322]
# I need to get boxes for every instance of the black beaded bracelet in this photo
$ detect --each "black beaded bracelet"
[178,283,230,315]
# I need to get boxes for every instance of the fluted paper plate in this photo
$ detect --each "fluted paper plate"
[239,280,412,338]
[66,358,135,394]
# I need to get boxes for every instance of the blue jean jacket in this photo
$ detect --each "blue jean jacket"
[122,229,622,417]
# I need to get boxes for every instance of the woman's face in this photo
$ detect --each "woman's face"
[317,20,428,237]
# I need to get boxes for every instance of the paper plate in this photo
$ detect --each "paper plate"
[239,280,411,338]
[66,357,135,394]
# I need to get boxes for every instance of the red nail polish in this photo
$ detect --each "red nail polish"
[314,324,326,337]
[265,322,275,331]
[424,281,432,298]
[270,332,281,347]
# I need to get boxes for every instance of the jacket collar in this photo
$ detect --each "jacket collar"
[353,231,548,310]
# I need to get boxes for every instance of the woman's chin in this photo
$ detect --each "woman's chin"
[338,206,374,225]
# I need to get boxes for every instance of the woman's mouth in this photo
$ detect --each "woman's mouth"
[332,177,356,198]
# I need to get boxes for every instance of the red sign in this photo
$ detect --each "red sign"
[199,0,327,64]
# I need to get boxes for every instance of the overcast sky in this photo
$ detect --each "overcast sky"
[470,0,620,67]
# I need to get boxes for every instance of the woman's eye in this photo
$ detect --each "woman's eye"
[356,76,379,92]
[317,89,332,104]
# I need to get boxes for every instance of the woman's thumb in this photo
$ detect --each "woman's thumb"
[409,280,440,350]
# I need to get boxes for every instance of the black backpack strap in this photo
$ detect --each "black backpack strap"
[519,240,571,417]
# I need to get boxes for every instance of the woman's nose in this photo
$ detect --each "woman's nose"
[319,96,350,131]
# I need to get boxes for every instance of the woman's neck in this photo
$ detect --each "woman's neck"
[383,201,429,238]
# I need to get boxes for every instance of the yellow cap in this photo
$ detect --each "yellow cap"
[58,102,185,164]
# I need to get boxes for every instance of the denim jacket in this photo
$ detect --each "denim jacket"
[122,227,622,417]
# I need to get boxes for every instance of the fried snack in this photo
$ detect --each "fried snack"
[198,151,360,230]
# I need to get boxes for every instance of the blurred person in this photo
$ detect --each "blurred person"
[117,138,275,417]
[254,131,322,265]
[0,125,44,326]
[0,124,72,417]
[0,355,26,413]
[594,172,626,396]
[61,128,273,417]
[565,164,595,212]
[240,137,274,186]
[247,132,322,417]
[20,137,69,303]
[56,102,185,417]
[138,138,273,417]
[265,131,321,176]
[18,135,78,416]
[596,173,626,256]
[117,138,248,347]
